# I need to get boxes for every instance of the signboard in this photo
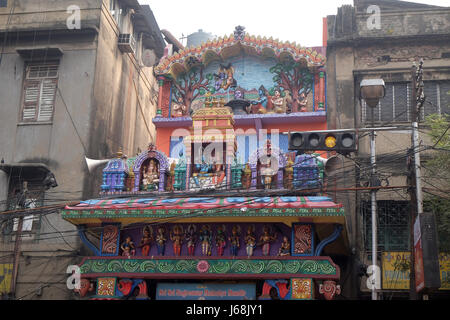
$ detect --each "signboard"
[156,283,255,300]
[414,216,425,292]
[439,253,450,291]
[381,252,450,291]
[0,264,13,294]
[382,252,410,290]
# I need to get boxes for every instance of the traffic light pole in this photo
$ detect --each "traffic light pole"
[370,110,378,301]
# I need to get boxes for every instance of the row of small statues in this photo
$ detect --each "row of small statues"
[120,225,291,258]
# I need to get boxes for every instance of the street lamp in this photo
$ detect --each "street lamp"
[360,78,385,301]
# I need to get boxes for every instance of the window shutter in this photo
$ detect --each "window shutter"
[23,80,40,121]
[37,79,57,121]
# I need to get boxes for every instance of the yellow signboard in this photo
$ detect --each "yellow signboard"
[382,252,411,290]
[0,264,13,294]
[382,252,450,290]
[439,253,450,291]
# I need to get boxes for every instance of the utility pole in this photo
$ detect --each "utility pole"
[370,108,378,301]
[10,181,27,298]
[409,59,425,300]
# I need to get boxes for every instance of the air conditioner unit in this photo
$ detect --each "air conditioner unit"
[118,34,136,53]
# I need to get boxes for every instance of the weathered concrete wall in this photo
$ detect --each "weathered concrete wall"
[0,0,101,31]
[85,3,158,196]
[356,9,450,39]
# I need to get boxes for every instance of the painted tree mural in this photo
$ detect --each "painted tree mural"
[172,66,213,113]
[270,62,314,112]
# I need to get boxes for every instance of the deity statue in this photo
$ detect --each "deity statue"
[139,225,153,256]
[215,225,227,256]
[155,226,167,256]
[214,63,236,91]
[165,161,176,192]
[259,226,277,256]
[229,225,241,257]
[170,225,184,256]
[245,225,257,257]
[142,159,159,191]
[172,96,188,117]
[259,140,277,189]
[241,163,252,189]
[247,85,268,114]
[120,236,136,258]
[284,158,294,190]
[184,224,197,256]
[199,225,212,256]
[270,89,285,113]
[212,157,226,187]
[278,236,291,256]
[298,92,308,112]
[193,151,213,188]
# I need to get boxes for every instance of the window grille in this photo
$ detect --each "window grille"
[362,200,410,252]
[361,81,450,124]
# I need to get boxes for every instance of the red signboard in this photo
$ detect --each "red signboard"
[414,215,425,292]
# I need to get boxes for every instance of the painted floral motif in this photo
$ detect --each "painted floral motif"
[291,278,313,300]
[197,260,210,273]
[97,278,116,297]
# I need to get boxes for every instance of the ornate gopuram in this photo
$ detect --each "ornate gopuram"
[62,27,348,300]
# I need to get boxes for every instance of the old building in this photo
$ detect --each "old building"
[0,0,165,299]
[326,0,450,299]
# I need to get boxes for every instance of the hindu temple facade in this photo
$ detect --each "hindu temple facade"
[61,27,349,300]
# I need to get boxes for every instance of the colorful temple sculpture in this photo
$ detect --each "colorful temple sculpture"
[62,27,349,300]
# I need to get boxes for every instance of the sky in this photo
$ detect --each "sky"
[142,0,450,47]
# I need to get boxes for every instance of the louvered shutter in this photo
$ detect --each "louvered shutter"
[23,80,40,121]
[37,79,57,121]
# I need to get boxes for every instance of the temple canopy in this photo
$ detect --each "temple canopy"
[62,195,349,255]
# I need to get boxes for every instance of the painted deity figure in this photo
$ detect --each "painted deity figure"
[214,63,236,91]
[212,157,226,187]
[245,225,257,257]
[199,225,212,256]
[172,96,188,117]
[241,163,252,190]
[278,236,291,256]
[170,225,184,256]
[155,226,167,256]
[165,161,176,192]
[215,225,227,256]
[283,158,294,190]
[184,224,197,256]
[247,85,268,114]
[270,89,285,113]
[139,226,153,256]
[193,152,213,188]
[259,226,277,256]
[298,92,308,112]
[142,159,159,191]
[259,140,277,189]
[121,236,136,258]
[229,225,241,257]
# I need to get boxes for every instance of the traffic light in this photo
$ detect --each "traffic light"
[288,131,358,154]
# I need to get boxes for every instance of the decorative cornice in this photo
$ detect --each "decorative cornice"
[155,34,326,79]
[78,256,339,279]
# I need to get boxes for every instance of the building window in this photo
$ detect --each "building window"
[109,0,123,29]
[0,0,7,8]
[362,200,410,252]
[21,63,59,122]
[362,81,450,124]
